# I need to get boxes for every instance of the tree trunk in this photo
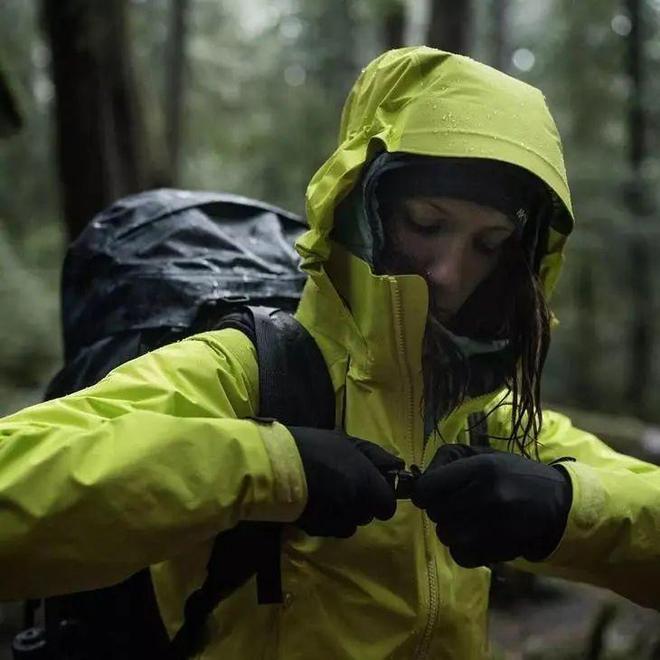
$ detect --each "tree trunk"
[383,0,406,50]
[426,0,473,55]
[42,0,151,240]
[559,0,606,407]
[0,62,22,138]
[324,0,357,100]
[624,0,652,416]
[489,0,509,71]
[165,0,190,184]
[574,258,598,407]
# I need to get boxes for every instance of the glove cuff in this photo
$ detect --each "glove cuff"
[523,464,573,562]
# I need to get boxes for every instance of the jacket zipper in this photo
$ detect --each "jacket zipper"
[390,282,439,660]
[415,454,440,660]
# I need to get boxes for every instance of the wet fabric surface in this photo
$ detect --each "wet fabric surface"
[59,189,307,362]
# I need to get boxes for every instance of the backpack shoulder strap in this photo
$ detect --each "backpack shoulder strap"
[250,306,335,428]
[240,306,336,603]
[201,304,335,428]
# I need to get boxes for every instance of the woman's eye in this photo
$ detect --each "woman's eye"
[475,240,504,256]
[405,214,445,233]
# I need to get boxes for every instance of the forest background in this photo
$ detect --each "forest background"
[2,1,660,658]
[3,0,660,431]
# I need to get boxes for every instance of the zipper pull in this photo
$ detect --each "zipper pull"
[387,464,422,499]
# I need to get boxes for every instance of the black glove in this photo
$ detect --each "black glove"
[288,427,404,538]
[411,443,572,567]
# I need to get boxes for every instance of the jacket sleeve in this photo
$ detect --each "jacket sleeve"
[0,329,307,599]
[498,407,660,609]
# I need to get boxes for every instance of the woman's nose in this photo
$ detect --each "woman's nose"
[425,241,465,295]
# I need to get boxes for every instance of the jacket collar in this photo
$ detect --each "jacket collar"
[296,247,503,437]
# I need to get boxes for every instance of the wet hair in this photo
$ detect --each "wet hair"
[378,196,552,458]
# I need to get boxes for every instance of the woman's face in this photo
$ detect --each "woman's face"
[380,196,515,324]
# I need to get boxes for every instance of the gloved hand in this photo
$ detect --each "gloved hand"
[411,443,572,567]
[288,427,404,538]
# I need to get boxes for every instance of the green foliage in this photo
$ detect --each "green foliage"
[503,0,660,416]
[130,0,383,214]
[0,226,61,415]
[0,1,64,412]
[0,1,59,245]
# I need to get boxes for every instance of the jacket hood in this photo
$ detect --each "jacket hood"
[296,47,573,300]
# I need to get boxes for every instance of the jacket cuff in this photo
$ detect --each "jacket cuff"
[244,420,307,523]
[542,461,607,565]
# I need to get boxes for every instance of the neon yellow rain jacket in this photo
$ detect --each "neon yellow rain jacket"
[1,48,659,659]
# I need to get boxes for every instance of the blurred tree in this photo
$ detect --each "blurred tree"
[171,0,365,213]
[0,1,63,415]
[300,0,357,109]
[557,0,618,410]
[573,256,598,408]
[165,0,190,184]
[257,0,359,207]
[0,61,22,138]
[489,0,509,71]
[382,0,406,50]
[0,50,58,415]
[524,0,630,412]
[624,0,653,416]
[41,0,153,240]
[427,0,473,54]
[0,228,60,412]
[0,0,59,249]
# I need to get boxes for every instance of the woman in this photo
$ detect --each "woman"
[1,47,659,659]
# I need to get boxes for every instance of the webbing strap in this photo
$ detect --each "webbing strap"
[250,307,335,604]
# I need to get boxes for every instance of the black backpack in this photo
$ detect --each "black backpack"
[13,189,335,660]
